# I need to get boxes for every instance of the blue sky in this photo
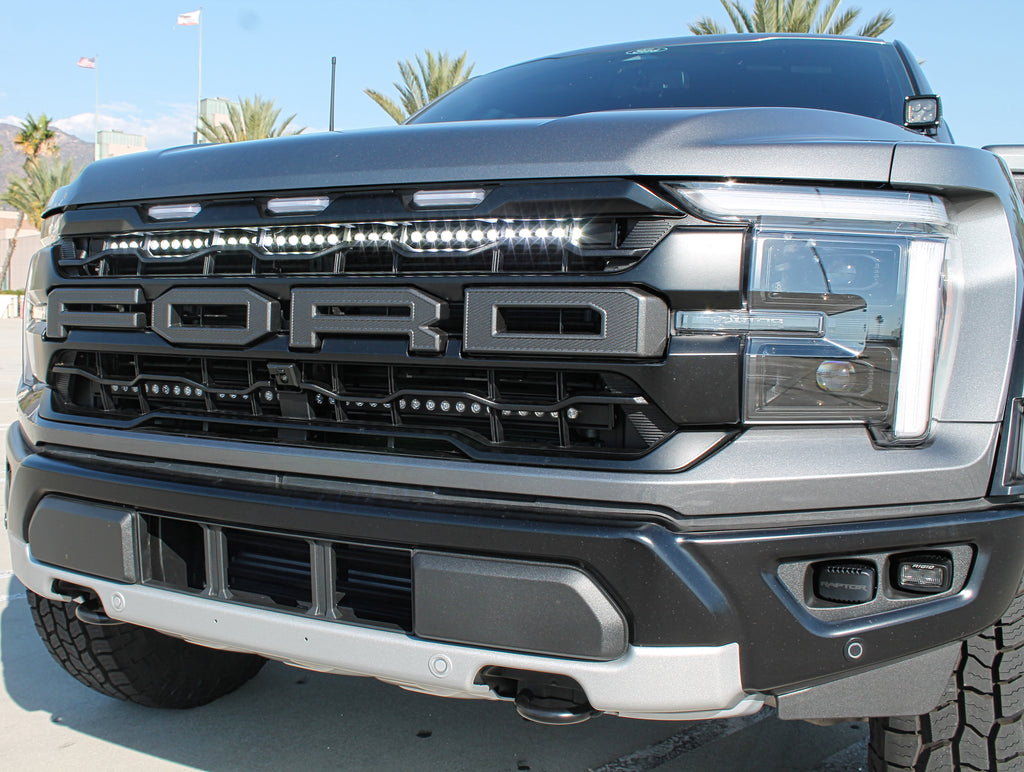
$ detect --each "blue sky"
[1,0,1021,150]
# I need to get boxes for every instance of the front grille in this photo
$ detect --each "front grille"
[51,351,675,459]
[141,514,413,631]
[58,216,676,278]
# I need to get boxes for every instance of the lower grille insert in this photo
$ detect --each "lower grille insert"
[141,515,414,632]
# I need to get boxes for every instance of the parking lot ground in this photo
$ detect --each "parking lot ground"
[0,317,867,770]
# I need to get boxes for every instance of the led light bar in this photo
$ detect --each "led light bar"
[412,189,487,208]
[267,196,330,215]
[669,183,949,226]
[893,239,946,439]
[98,220,583,258]
[148,203,202,221]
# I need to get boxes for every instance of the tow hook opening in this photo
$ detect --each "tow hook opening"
[476,666,601,725]
[51,580,124,626]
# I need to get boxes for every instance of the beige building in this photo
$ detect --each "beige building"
[97,130,146,160]
[198,97,235,142]
[0,208,39,310]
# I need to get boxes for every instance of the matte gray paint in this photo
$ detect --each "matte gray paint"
[776,644,959,720]
[45,108,913,215]
[413,552,628,661]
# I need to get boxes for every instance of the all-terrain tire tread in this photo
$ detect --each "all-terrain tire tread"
[869,587,1024,771]
[27,591,265,708]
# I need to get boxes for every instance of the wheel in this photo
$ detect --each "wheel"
[869,591,1024,771]
[27,590,265,708]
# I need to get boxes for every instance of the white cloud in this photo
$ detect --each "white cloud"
[53,102,197,150]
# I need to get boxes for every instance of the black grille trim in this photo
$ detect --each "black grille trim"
[141,514,414,632]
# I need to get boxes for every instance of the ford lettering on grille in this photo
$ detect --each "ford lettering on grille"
[46,286,669,358]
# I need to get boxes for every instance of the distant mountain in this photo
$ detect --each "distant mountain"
[0,124,94,211]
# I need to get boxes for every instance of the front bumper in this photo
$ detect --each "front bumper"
[9,421,1024,720]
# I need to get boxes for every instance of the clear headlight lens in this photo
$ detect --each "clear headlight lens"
[669,182,950,441]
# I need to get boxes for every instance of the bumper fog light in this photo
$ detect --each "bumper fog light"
[892,554,953,594]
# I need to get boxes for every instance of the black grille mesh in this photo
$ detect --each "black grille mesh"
[51,351,675,459]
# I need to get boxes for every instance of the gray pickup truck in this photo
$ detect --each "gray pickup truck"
[8,34,1024,772]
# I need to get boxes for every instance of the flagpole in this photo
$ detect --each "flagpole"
[195,8,203,143]
[94,56,99,161]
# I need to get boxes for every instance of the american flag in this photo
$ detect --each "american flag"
[177,10,200,25]
[77,57,96,69]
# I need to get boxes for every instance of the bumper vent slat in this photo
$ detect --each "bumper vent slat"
[142,515,414,632]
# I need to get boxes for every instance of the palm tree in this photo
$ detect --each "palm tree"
[365,50,475,124]
[690,0,894,37]
[197,95,305,143]
[0,157,75,289]
[1,113,62,290]
[13,113,59,161]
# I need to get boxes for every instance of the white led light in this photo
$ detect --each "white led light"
[471,229,484,241]
[368,232,379,241]
[410,231,423,243]
[173,385,182,396]
[535,227,548,238]
[670,183,950,226]
[486,229,499,241]
[171,239,181,250]
[504,229,516,239]
[275,235,287,246]
[287,235,299,246]
[184,386,193,396]
[149,203,202,221]
[518,228,532,239]
[313,234,325,246]
[300,234,312,246]
[456,230,469,241]
[412,189,487,208]
[382,232,394,241]
[425,231,438,243]
[426,399,436,411]
[411,399,421,410]
[266,196,330,215]
[160,239,171,250]
[441,400,451,412]
[354,232,366,241]
[118,241,129,250]
[129,240,139,249]
[399,399,407,409]
[327,233,339,245]
[440,230,453,242]
[182,238,193,249]
[471,403,482,414]
[456,401,466,413]
[894,239,946,438]
[552,227,566,239]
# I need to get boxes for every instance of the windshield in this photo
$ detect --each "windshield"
[410,38,915,127]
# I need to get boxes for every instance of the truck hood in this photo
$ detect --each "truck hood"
[49,107,927,213]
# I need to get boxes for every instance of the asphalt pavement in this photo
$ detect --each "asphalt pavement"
[0,316,868,770]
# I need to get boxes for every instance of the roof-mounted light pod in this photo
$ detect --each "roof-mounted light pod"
[904,95,941,130]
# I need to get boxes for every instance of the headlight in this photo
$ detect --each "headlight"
[668,182,949,441]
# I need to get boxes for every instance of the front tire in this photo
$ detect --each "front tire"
[28,590,265,708]
[869,592,1024,771]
